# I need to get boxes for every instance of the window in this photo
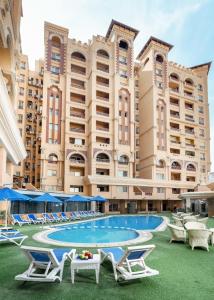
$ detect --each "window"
[198,84,203,91]
[109,203,119,212]
[70,170,81,176]
[198,106,204,114]
[117,186,128,193]
[118,170,128,177]
[156,173,165,180]
[20,61,26,69]
[119,40,128,50]
[97,185,109,192]
[185,150,195,157]
[18,100,24,109]
[51,52,61,61]
[200,153,205,161]
[136,127,140,134]
[156,69,162,76]
[119,69,127,78]
[19,87,24,96]
[49,108,53,115]
[18,114,23,123]
[70,185,84,193]
[157,82,163,89]
[49,123,53,130]
[119,56,127,64]
[199,129,205,137]
[198,95,203,102]
[199,117,204,125]
[54,124,59,131]
[50,66,60,74]
[124,112,128,117]
[19,74,25,82]
[70,138,85,145]
[47,169,57,176]
[157,187,164,193]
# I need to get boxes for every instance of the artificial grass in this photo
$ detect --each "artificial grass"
[0,214,214,300]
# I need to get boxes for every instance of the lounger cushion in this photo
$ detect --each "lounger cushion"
[102,247,124,263]
[30,248,71,263]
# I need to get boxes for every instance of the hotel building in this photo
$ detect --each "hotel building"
[14,20,211,213]
[0,0,26,189]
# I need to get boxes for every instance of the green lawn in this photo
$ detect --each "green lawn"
[0,214,214,300]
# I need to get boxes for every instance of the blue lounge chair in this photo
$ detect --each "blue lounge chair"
[12,214,31,226]
[100,245,159,281]
[43,213,56,223]
[51,213,62,222]
[60,212,69,221]
[28,214,44,224]
[15,246,75,282]
[0,228,27,246]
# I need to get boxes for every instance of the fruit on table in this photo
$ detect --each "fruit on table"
[78,250,93,259]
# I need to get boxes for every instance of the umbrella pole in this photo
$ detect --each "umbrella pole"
[4,198,8,228]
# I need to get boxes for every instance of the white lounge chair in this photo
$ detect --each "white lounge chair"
[167,224,187,243]
[197,217,208,226]
[185,222,206,230]
[11,214,31,226]
[187,229,211,251]
[15,246,75,282]
[172,216,183,227]
[100,245,159,281]
[0,229,27,246]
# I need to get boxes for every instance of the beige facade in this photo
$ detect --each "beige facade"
[13,20,211,214]
[0,0,26,190]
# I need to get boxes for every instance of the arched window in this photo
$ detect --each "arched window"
[186,163,196,171]
[96,153,110,163]
[118,155,129,165]
[171,161,181,170]
[119,40,128,50]
[156,160,165,168]
[156,54,164,63]
[51,36,61,47]
[48,154,58,163]
[170,73,179,81]
[71,51,86,62]
[97,49,109,59]
[70,153,85,164]
[185,78,194,86]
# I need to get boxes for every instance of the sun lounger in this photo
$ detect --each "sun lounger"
[100,245,159,281]
[15,246,75,282]
[11,214,31,226]
[28,214,44,224]
[0,228,27,246]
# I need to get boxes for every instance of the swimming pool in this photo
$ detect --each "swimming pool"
[34,215,165,247]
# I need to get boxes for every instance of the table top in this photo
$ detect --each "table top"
[72,254,100,264]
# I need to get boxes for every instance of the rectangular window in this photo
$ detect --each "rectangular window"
[18,100,24,109]
[117,186,128,193]
[18,114,23,123]
[200,153,205,161]
[199,117,204,125]
[51,52,61,61]
[47,169,57,176]
[70,185,84,193]
[156,173,165,180]
[69,138,85,145]
[19,87,24,96]
[119,69,128,78]
[119,56,127,64]
[118,170,128,177]
[50,66,60,74]
[157,187,164,193]
[97,185,109,192]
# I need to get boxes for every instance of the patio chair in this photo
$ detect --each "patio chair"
[100,245,159,281]
[187,229,211,251]
[11,214,31,226]
[184,222,206,230]
[43,213,56,223]
[51,213,63,222]
[28,214,44,224]
[0,229,27,246]
[197,217,208,226]
[60,212,70,221]
[15,246,75,282]
[172,216,183,227]
[167,223,187,243]
[183,216,198,224]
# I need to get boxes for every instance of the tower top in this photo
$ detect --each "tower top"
[106,19,139,40]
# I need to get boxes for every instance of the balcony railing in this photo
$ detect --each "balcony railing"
[96,111,109,117]
[170,88,179,93]
[70,112,85,118]
[96,127,109,131]
[185,129,194,134]
[96,158,110,163]
[70,159,85,164]
[71,83,85,90]
[70,127,85,133]
[96,81,109,87]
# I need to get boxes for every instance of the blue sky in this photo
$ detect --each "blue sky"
[21,0,214,170]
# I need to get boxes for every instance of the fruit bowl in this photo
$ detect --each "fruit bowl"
[77,250,93,260]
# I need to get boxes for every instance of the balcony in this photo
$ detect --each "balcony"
[185,103,194,111]
[97,62,109,73]
[96,105,109,117]
[96,168,110,176]
[71,52,86,62]
[70,123,85,133]
[184,91,194,98]
[186,176,196,182]
[185,115,194,122]
[70,92,85,104]
[170,98,179,107]
[170,87,179,94]
[96,90,109,102]
[96,76,109,88]
[96,136,110,145]
[97,49,109,60]
[96,121,109,132]
[170,110,180,119]
[185,127,194,135]
[171,173,181,181]
[96,153,110,163]
[170,148,180,155]
[70,107,85,119]
[71,78,85,90]
[170,123,180,131]
[71,64,86,76]
[70,154,85,165]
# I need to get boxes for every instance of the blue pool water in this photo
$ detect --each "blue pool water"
[47,215,163,244]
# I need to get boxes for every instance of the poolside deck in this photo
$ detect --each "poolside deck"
[0,213,214,300]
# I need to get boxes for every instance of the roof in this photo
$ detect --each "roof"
[190,61,212,74]
[137,36,173,59]
[179,191,214,200]
[106,19,139,40]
